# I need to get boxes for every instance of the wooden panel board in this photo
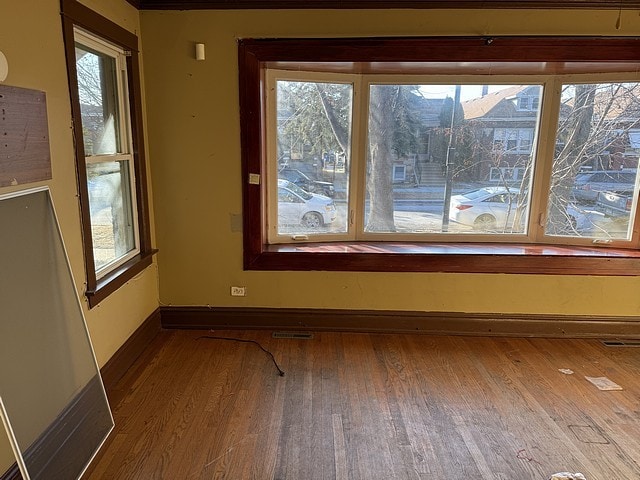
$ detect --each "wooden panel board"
[0,85,51,187]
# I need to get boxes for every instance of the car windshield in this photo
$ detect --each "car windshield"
[284,181,313,200]
[282,169,309,182]
[463,188,494,200]
[295,170,310,181]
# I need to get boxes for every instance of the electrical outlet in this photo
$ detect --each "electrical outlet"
[230,286,246,296]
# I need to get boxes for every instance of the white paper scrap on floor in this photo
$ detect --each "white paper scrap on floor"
[549,473,587,480]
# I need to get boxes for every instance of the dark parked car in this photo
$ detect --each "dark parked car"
[572,170,637,203]
[595,190,633,218]
[278,168,335,198]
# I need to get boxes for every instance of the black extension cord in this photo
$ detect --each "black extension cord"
[197,335,285,377]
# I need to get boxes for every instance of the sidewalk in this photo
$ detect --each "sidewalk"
[334,182,479,202]
[392,183,478,201]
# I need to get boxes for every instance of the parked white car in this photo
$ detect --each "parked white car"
[449,186,601,235]
[278,179,336,228]
[449,187,528,232]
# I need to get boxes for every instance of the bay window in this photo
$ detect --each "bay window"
[239,37,640,274]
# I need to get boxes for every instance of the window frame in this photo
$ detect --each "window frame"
[266,70,360,243]
[493,128,535,154]
[74,29,142,279]
[239,36,640,275]
[62,0,155,307]
[393,164,407,183]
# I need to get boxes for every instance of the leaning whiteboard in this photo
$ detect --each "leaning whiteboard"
[0,187,113,480]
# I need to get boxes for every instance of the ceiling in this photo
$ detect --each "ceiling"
[127,0,640,10]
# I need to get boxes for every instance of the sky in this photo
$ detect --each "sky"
[419,84,517,102]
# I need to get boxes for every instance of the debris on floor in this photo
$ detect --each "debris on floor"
[558,368,574,375]
[584,376,623,391]
[549,473,586,480]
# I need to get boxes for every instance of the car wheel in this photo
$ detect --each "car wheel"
[301,212,323,228]
[474,214,496,231]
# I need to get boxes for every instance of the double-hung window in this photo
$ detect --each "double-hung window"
[74,30,139,276]
[240,37,640,274]
[62,0,154,306]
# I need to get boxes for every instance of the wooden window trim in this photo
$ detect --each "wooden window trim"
[131,0,640,11]
[61,0,156,307]
[239,36,640,275]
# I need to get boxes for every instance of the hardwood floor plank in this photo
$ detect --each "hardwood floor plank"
[83,331,640,480]
[515,337,640,479]
[460,338,593,477]
[332,413,348,480]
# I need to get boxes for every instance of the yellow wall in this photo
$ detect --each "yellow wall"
[0,0,158,472]
[142,8,640,317]
[1,2,640,475]
[0,0,159,362]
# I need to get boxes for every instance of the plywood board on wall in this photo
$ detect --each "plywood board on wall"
[0,85,51,187]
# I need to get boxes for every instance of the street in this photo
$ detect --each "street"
[279,196,628,238]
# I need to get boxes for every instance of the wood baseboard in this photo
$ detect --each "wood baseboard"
[100,308,162,392]
[160,306,640,339]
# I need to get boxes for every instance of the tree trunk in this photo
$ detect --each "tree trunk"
[315,84,350,154]
[366,86,396,232]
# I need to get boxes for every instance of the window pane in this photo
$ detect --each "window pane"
[365,84,541,234]
[87,161,136,272]
[546,83,640,240]
[75,44,121,155]
[275,80,352,235]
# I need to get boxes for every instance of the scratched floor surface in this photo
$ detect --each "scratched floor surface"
[83,330,640,480]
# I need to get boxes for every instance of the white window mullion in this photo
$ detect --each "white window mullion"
[351,74,368,239]
[85,153,131,164]
[116,55,140,261]
[116,55,131,156]
[529,77,563,243]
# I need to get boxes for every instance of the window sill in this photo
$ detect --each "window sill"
[245,242,640,275]
[86,250,157,308]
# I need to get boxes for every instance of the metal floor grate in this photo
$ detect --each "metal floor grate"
[272,331,314,339]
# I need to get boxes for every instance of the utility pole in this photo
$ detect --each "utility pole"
[442,84,462,232]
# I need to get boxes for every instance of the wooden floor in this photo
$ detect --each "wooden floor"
[84,330,640,480]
